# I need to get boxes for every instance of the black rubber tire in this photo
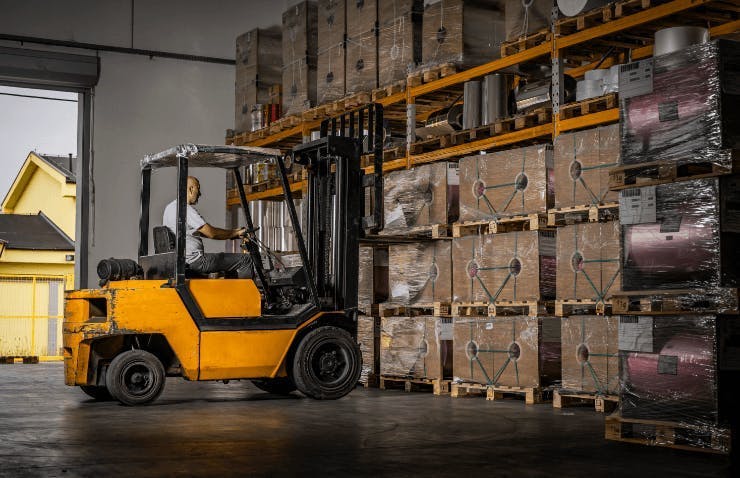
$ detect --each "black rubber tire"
[80,385,113,401]
[291,326,361,400]
[251,377,297,395]
[106,350,166,406]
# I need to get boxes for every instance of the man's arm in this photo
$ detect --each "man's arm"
[197,223,245,240]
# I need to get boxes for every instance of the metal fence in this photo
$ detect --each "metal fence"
[0,274,70,359]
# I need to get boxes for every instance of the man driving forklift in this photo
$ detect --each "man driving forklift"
[162,175,253,278]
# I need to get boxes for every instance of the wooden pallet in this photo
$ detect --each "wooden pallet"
[378,302,451,318]
[613,0,653,18]
[452,214,550,238]
[377,223,452,239]
[245,178,282,194]
[491,300,554,317]
[363,373,380,388]
[0,356,39,364]
[358,304,380,317]
[451,302,490,317]
[555,299,612,317]
[553,390,618,412]
[360,146,404,168]
[558,94,618,121]
[501,29,551,57]
[547,202,619,227]
[608,156,738,191]
[407,62,459,87]
[450,382,545,404]
[611,289,740,315]
[379,376,450,395]
[605,414,730,455]
[554,3,615,36]
[372,81,405,101]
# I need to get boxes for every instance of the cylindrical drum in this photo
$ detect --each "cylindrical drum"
[654,26,709,57]
[557,0,610,17]
[481,74,511,126]
[462,80,481,130]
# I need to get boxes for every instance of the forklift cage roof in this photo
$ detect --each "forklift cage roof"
[141,144,282,170]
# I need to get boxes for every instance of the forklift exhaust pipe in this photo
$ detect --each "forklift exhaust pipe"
[97,258,143,286]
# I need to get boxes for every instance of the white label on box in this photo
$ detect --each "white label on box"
[485,322,494,330]
[438,321,453,341]
[619,59,653,99]
[447,163,460,186]
[619,316,654,353]
[619,186,656,225]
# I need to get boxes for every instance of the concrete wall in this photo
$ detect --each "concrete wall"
[0,0,302,286]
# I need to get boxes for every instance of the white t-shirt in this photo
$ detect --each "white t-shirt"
[162,199,206,264]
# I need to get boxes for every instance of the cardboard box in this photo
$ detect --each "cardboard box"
[346,29,378,93]
[317,0,346,103]
[378,0,422,86]
[556,221,621,301]
[346,0,377,37]
[505,0,554,41]
[459,144,552,222]
[380,316,450,379]
[282,1,319,116]
[383,162,459,232]
[235,27,282,132]
[554,124,620,209]
[452,316,561,387]
[421,0,506,68]
[358,315,380,385]
[452,231,556,302]
[388,241,452,305]
[561,315,619,394]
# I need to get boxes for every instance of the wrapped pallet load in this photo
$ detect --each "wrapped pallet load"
[458,144,553,222]
[282,1,318,116]
[452,230,556,303]
[317,0,346,103]
[620,175,740,294]
[554,124,619,209]
[346,0,378,93]
[358,246,389,312]
[235,27,282,133]
[561,315,619,395]
[452,316,561,388]
[358,315,380,385]
[421,0,506,68]
[378,0,423,87]
[380,316,452,379]
[556,221,621,303]
[383,162,459,233]
[388,242,452,305]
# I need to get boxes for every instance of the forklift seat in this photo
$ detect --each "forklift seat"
[153,226,175,254]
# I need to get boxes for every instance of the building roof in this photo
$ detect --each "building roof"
[37,154,76,183]
[0,213,74,251]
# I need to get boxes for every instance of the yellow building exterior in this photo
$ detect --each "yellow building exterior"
[0,152,76,359]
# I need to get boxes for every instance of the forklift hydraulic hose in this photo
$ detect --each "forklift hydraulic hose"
[97,258,143,286]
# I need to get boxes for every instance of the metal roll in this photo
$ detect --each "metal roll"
[654,26,709,57]
[463,80,481,130]
[557,0,610,17]
[481,74,511,126]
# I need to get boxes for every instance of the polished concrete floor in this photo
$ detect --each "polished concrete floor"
[0,363,732,477]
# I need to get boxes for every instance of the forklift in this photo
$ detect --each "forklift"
[63,134,378,405]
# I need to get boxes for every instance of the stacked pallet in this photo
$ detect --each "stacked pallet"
[357,246,389,386]
[606,40,740,455]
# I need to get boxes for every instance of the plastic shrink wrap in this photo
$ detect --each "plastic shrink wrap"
[235,27,282,133]
[621,176,740,293]
[346,0,378,93]
[505,0,554,41]
[561,315,619,394]
[556,221,621,302]
[378,0,423,87]
[388,242,451,305]
[383,162,459,232]
[317,0,346,103]
[421,0,506,69]
[452,231,556,303]
[620,40,740,167]
[381,316,451,379]
[282,1,318,116]
[554,124,619,209]
[452,316,561,387]
[358,315,380,385]
[358,246,389,309]
[459,144,552,222]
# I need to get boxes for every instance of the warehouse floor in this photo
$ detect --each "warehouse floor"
[0,363,732,477]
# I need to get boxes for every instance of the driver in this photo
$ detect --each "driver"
[163,176,254,278]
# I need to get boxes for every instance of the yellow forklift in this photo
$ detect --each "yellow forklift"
[63,121,383,405]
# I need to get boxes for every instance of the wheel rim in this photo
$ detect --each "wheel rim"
[120,361,155,397]
[309,340,351,389]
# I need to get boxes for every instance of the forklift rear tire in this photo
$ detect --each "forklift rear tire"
[251,378,297,395]
[106,350,166,406]
[291,326,361,400]
[80,385,113,401]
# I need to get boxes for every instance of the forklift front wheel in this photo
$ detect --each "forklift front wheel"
[292,326,361,400]
[106,350,166,406]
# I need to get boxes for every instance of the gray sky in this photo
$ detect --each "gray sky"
[0,85,78,204]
